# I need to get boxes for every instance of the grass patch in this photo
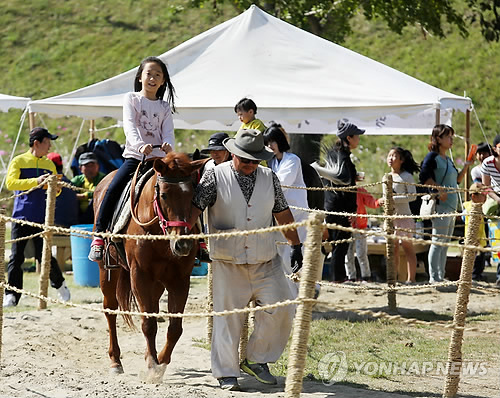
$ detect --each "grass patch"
[272,313,500,393]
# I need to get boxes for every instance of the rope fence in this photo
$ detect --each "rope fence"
[1,174,499,397]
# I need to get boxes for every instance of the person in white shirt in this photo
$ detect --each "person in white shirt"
[263,123,310,296]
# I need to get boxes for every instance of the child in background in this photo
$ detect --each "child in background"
[379,147,420,283]
[345,174,380,282]
[234,97,266,132]
[462,183,488,281]
[89,56,176,261]
[470,142,493,183]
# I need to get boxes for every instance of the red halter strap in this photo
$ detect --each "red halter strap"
[153,193,192,235]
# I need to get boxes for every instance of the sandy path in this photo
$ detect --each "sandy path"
[0,277,498,398]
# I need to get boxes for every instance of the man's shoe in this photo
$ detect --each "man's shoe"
[88,238,104,262]
[3,294,17,307]
[57,281,71,302]
[240,359,277,385]
[218,377,240,391]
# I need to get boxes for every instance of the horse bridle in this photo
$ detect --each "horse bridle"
[153,175,192,235]
[129,156,192,234]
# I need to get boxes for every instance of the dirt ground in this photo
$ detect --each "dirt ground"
[0,271,499,398]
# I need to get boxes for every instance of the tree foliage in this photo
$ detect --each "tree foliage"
[190,0,500,43]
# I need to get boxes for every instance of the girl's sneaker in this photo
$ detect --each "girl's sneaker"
[88,238,104,261]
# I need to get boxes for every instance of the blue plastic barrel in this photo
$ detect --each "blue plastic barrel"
[70,224,100,287]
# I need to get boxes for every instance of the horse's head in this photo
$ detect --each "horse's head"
[153,152,205,257]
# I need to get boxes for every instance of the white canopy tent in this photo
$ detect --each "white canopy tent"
[0,94,30,112]
[0,94,31,189]
[28,5,472,136]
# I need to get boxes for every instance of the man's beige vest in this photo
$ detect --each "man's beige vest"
[208,162,277,264]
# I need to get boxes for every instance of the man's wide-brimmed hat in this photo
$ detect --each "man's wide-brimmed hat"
[201,132,229,153]
[223,129,274,161]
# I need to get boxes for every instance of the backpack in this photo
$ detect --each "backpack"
[71,138,124,177]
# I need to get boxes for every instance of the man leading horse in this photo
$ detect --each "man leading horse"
[188,128,303,391]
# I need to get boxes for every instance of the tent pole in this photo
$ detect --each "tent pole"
[28,112,35,130]
[435,108,440,125]
[465,109,471,201]
[89,120,96,141]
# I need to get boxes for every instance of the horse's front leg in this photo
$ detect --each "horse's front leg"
[158,276,190,365]
[131,265,165,380]
[99,265,123,374]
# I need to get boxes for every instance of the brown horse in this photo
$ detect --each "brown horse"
[92,152,205,381]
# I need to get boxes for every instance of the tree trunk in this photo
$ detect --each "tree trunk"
[289,134,323,164]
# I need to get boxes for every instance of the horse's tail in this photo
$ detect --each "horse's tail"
[116,268,137,330]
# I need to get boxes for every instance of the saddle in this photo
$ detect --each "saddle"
[104,163,155,269]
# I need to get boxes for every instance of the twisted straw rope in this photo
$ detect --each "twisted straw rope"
[0,280,497,335]
[5,231,45,244]
[0,214,307,241]
[0,181,46,202]
[0,281,299,319]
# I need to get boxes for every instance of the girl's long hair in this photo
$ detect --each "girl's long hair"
[391,146,420,174]
[134,56,176,112]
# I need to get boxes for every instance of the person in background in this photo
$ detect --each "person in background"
[234,98,266,132]
[345,179,380,282]
[200,132,230,171]
[419,125,471,283]
[478,137,500,286]
[89,56,176,261]
[462,183,488,281]
[47,152,79,228]
[188,129,302,391]
[197,132,231,263]
[70,152,106,224]
[379,147,420,284]
[311,120,365,282]
[470,142,493,183]
[3,127,71,307]
[263,123,310,296]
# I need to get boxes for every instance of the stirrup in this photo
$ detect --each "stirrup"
[103,241,121,270]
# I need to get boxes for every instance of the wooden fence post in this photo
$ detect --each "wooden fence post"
[285,212,324,397]
[383,173,397,312]
[0,209,6,366]
[443,201,482,397]
[38,175,57,310]
[206,262,213,343]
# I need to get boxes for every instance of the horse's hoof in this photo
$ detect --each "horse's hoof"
[109,365,124,375]
[144,363,167,384]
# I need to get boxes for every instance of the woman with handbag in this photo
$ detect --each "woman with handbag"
[419,124,471,283]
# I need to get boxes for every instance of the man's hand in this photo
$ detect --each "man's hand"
[290,243,303,273]
[36,173,50,185]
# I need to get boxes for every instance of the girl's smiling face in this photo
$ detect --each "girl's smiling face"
[140,62,165,99]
